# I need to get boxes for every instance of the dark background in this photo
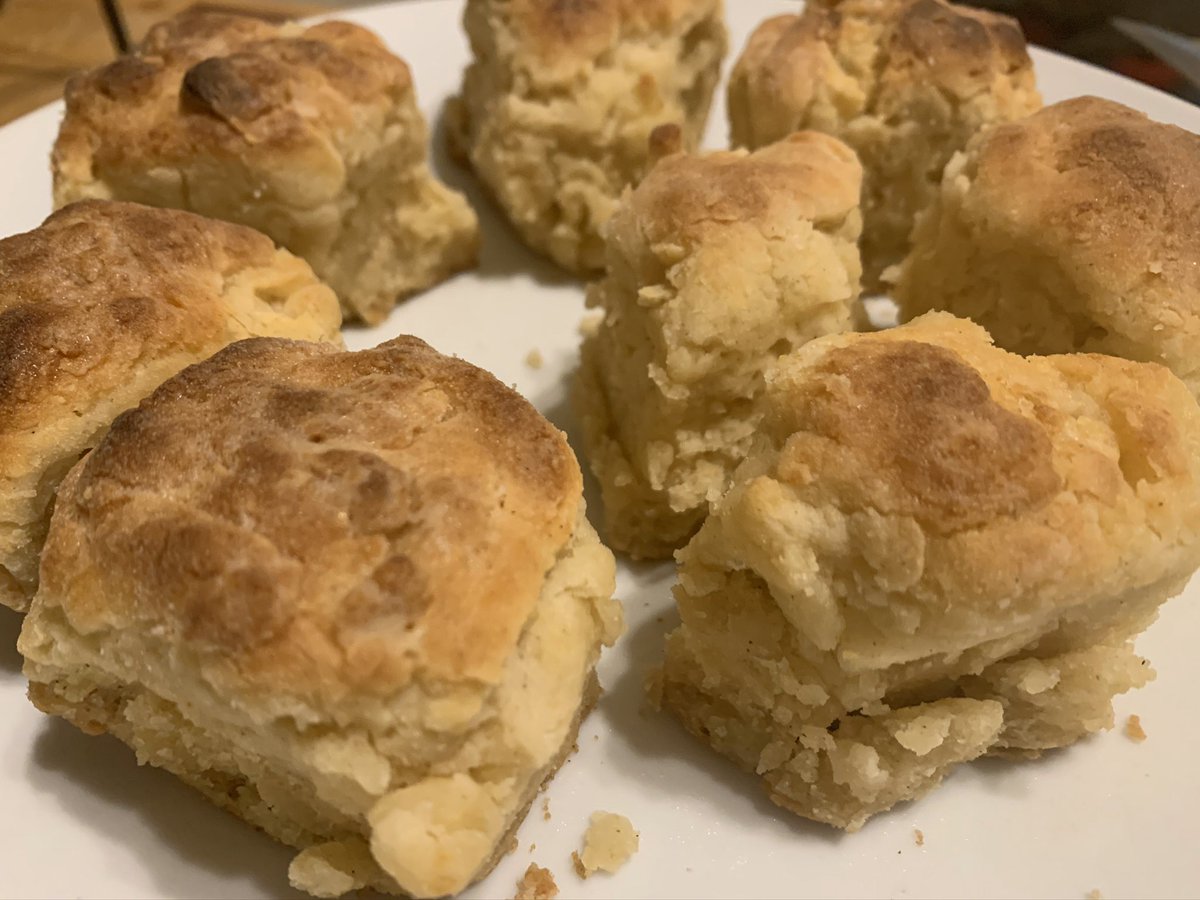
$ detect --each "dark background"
[967,1,1200,101]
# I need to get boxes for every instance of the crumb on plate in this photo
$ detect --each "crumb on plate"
[1086,890,1103,900]
[575,811,639,877]
[525,349,544,370]
[914,829,925,846]
[515,863,558,900]
[542,798,552,821]
[1125,715,1147,743]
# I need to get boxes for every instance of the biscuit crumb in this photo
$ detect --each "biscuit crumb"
[1125,715,1147,743]
[914,829,925,846]
[525,349,544,370]
[1085,890,1103,899]
[542,798,551,821]
[578,313,603,338]
[506,832,520,856]
[514,863,558,900]
[529,842,536,853]
[576,811,639,877]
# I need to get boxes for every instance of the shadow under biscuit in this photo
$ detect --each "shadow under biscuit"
[427,105,580,289]
[27,718,315,900]
[0,607,23,677]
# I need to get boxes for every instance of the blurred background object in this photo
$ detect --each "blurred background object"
[0,0,1197,127]
[966,1,1199,102]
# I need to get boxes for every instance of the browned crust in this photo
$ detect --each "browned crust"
[40,336,582,697]
[775,339,1063,532]
[731,0,1035,138]
[53,11,412,176]
[963,96,1200,326]
[631,131,862,248]
[0,200,286,438]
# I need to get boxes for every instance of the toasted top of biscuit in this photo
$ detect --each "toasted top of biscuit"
[38,336,582,710]
[699,312,1200,661]
[0,200,337,448]
[627,131,862,248]
[53,12,412,190]
[954,96,1200,359]
[732,0,1033,133]
[473,0,723,74]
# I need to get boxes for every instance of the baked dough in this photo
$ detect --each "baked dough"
[52,10,479,325]
[658,312,1200,830]
[897,96,1200,399]
[0,200,340,613]
[575,130,862,559]
[728,0,1041,288]
[19,335,622,898]
[446,0,728,274]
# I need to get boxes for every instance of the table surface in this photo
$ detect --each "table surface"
[0,0,350,127]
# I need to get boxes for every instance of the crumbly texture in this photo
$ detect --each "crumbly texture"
[0,200,340,614]
[19,336,623,898]
[514,863,558,900]
[578,812,639,876]
[575,132,862,559]
[728,0,1041,288]
[53,11,479,325]
[446,0,728,274]
[914,829,924,846]
[660,312,1200,831]
[896,96,1200,399]
[1124,715,1147,743]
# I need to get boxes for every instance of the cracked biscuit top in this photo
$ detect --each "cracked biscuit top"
[38,336,583,711]
[52,11,413,200]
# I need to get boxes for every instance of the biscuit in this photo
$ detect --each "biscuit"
[728,0,1041,288]
[19,335,622,898]
[53,11,479,325]
[575,130,862,558]
[658,312,1200,830]
[0,200,340,613]
[446,0,728,274]
[896,97,1200,399]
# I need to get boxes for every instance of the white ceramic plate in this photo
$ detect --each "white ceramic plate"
[2,2,1199,898]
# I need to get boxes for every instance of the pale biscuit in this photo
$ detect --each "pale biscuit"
[575,130,862,558]
[446,0,728,274]
[728,0,1041,288]
[897,97,1200,399]
[659,313,1200,830]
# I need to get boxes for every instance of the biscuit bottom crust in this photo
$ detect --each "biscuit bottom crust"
[23,519,619,898]
[657,565,1167,831]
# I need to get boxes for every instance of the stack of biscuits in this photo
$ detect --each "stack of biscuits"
[2,1,1199,897]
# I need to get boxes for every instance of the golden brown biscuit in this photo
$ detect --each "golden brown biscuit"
[19,335,622,898]
[658,312,1200,830]
[575,131,862,559]
[53,11,479,325]
[446,0,728,274]
[897,97,1200,398]
[0,200,340,613]
[728,0,1041,288]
